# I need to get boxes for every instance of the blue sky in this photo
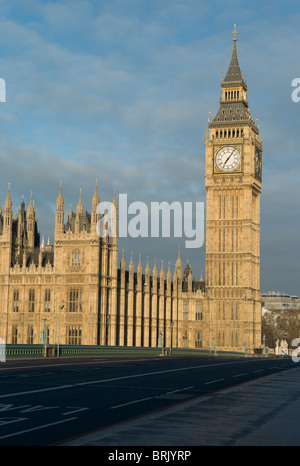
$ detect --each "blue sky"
[0,0,299,295]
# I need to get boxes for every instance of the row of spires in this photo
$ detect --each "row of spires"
[121,247,204,284]
[1,183,204,283]
[56,180,117,213]
[0,181,118,239]
[0,181,117,215]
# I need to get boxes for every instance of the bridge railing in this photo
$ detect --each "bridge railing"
[2,344,246,360]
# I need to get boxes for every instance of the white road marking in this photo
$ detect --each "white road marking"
[165,386,194,395]
[232,373,248,378]
[110,386,195,409]
[75,361,251,388]
[0,360,284,400]
[0,417,77,440]
[204,378,225,385]
[110,396,154,409]
[0,385,72,399]
[62,407,89,416]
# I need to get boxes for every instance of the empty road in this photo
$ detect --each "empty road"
[0,355,296,445]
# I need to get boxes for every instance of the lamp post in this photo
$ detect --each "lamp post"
[262,334,266,355]
[57,305,64,357]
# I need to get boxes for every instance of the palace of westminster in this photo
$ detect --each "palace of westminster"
[0,28,263,353]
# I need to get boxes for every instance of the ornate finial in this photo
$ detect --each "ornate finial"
[232,24,237,42]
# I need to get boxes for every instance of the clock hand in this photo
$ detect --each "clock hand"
[224,149,235,165]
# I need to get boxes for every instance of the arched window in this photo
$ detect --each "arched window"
[29,289,35,312]
[45,289,51,312]
[72,249,81,268]
[68,288,83,313]
[13,289,19,312]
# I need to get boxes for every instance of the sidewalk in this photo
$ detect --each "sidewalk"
[61,365,300,446]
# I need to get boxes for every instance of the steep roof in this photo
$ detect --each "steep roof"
[223,27,247,87]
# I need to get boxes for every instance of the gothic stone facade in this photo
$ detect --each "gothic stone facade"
[0,186,206,350]
[0,30,262,352]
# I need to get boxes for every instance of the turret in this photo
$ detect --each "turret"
[26,192,36,249]
[75,189,83,234]
[3,183,12,239]
[55,184,64,237]
[91,180,100,231]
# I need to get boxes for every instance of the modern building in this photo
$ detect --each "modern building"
[262,292,300,311]
[0,26,263,353]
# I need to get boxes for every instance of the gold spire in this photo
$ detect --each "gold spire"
[232,24,238,42]
[145,256,150,273]
[92,180,100,206]
[153,258,157,273]
[176,245,182,268]
[5,182,12,210]
[76,188,84,214]
[137,253,142,272]
[56,183,64,206]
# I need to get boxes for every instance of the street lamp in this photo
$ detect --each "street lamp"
[57,305,64,357]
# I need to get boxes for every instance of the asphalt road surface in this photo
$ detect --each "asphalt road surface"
[0,355,296,446]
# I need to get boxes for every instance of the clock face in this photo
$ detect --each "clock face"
[216,146,241,172]
[255,148,261,178]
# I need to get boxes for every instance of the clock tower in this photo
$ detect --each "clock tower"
[205,26,262,352]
